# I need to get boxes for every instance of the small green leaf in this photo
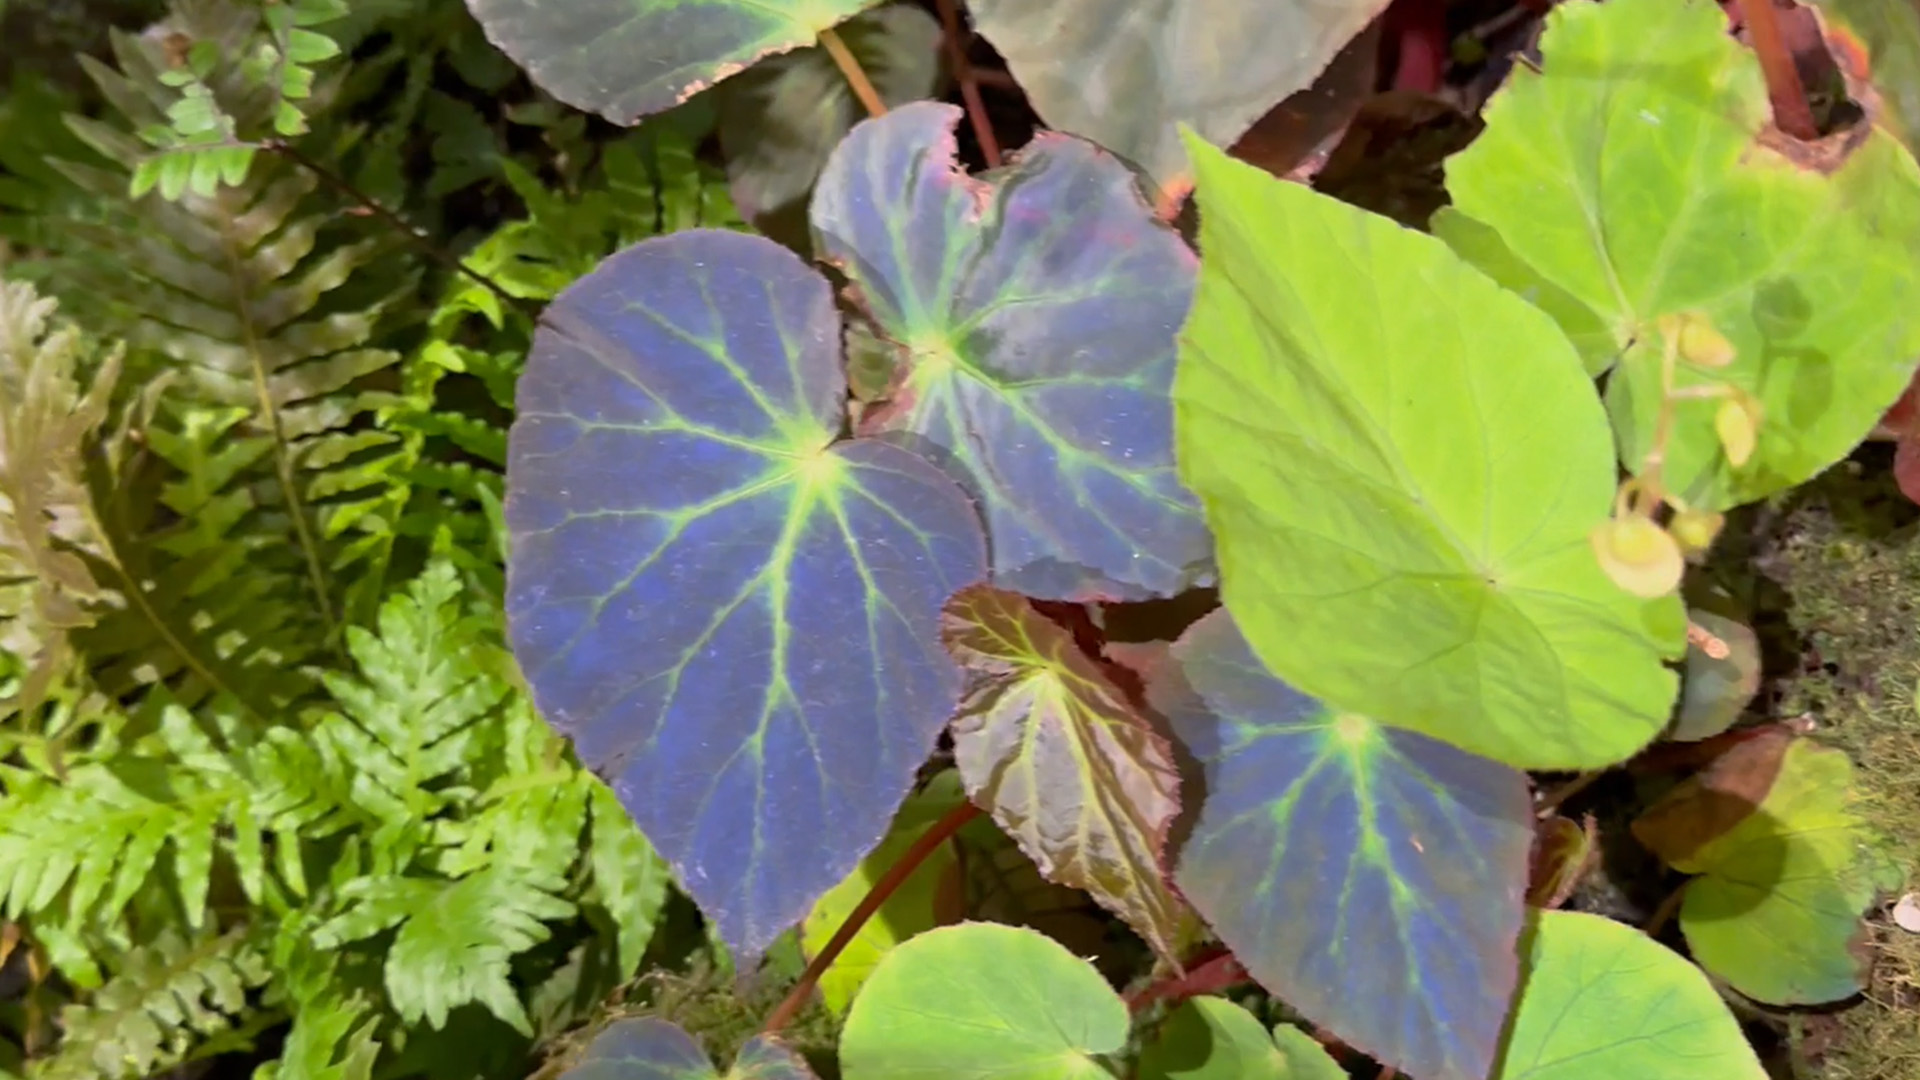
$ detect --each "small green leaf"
[1175,131,1683,769]
[800,772,967,1014]
[1633,733,1882,1004]
[1671,610,1761,742]
[839,922,1125,1079]
[1498,910,1765,1079]
[1446,0,1920,510]
[1138,998,1343,1080]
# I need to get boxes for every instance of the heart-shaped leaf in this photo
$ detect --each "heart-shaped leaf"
[839,922,1127,1079]
[1176,131,1684,769]
[812,102,1214,602]
[506,229,986,959]
[1445,0,1920,511]
[561,1017,815,1079]
[466,0,881,125]
[1497,911,1767,1079]
[1152,609,1533,1080]
[967,0,1392,187]
[1633,731,1883,1003]
[941,584,1193,960]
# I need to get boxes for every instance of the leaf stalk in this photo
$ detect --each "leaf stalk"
[819,27,889,121]
[760,798,980,1034]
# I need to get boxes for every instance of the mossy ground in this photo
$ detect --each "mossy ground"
[1740,450,1920,1079]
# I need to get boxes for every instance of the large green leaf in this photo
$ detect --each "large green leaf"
[1633,732,1884,1004]
[839,922,1125,1079]
[941,584,1193,960]
[968,0,1390,187]
[1174,131,1684,770]
[466,0,882,125]
[1445,0,1920,511]
[1496,911,1766,1079]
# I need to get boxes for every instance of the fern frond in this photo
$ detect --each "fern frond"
[0,281,122,713]
[314,559,511,859]
[20,0,429,711]
[311,864,574,1037]
[33,927,269,1080]
[0,696,335,943]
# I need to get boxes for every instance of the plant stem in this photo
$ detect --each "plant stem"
[1123,947,1250,1014]
[1644,881,1689,936]
[935,0,1002,167]
[1733,0,1819,139]
[761,799,982,1034]
[819,27,888,120]
[261,139,533,316]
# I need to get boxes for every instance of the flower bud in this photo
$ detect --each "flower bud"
[1715,394,1760,467]
[1591,514,1685,597]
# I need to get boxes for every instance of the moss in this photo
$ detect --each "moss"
[1753,456,1920,1079]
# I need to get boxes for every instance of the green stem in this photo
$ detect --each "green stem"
[819,27,888,120]
[761,799,981,1034]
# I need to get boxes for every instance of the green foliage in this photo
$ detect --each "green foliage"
[33,928,270,1080]
[1445,0,1920,512]
[1173,130,1684,769]
[10,0,1920,1078]
[1496,911,1767,1079]
[838,922,1127,1079]
[1136,998,1342,1080]
[0,0,742,1072]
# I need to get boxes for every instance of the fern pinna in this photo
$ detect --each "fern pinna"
[0,0,743,1074]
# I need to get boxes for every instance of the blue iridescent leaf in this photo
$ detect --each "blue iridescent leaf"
[561,1017,816,1080]
[1152,610,1533,1080]
[811,101,1213,602]
[506,229,988,959]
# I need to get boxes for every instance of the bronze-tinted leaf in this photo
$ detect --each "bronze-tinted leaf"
[941,583,1194,960]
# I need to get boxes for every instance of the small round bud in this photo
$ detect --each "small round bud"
[1591,514,1685,598]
